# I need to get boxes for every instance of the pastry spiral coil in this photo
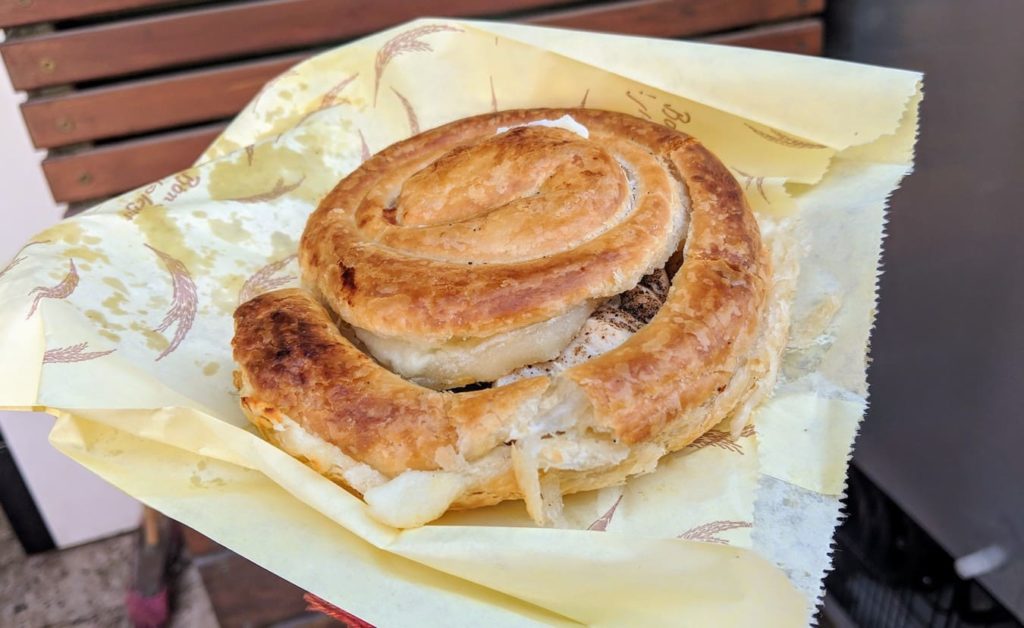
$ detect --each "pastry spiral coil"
[232,109,783,528]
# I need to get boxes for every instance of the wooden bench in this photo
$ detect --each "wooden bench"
[1,0,824,211]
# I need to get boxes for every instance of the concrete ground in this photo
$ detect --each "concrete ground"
[0,510,216,627]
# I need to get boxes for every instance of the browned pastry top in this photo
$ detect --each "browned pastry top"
[300,109,687,341]
[232,108,770,526]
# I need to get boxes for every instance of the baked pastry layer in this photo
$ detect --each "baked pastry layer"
[300,110,688,387]
[233,108,788,528]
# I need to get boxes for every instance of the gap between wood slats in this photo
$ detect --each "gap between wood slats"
[526,0,824,37]
[0,0,577,90]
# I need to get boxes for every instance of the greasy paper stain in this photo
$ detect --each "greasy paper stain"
[85,308,125,343]
[35,222,110,263]
[190,463,226,488]
[130,322,170,353]
[146,294,169,310]
[102,292,129,316]
[67,246,110,263]
[206,129,349,207]
[133,205,212,272]
[209,217,252,244]
[271,232,297,258]
[103,277,128,293]
[85,309,126,332]
[36,222,84,244]
[213,274,247,314]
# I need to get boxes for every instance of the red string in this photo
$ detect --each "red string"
[303,592,376,627]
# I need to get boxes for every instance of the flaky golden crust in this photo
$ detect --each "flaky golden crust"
[300,109,684,341]
[233,289,551,476]
[237,235,791,515]
[233,290,455,475]
[232,108,781,527]
[566,140,767,444]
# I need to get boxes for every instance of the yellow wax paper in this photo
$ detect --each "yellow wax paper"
[0,19,921,626]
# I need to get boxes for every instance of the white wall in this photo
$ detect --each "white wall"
[0,42,141,547]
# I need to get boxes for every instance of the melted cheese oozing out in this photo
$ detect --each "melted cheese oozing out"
[496,115,590,139]
[355,302,594,390]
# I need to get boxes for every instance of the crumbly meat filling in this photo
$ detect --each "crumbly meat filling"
[495,268,670,386]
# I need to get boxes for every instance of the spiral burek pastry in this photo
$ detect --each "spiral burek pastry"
[232,109,787,528]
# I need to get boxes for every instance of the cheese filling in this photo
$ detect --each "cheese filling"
[496,114,590,139]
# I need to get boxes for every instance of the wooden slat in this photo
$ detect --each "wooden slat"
[21,53,306,148]
[703,17,823,55]
[527,0,824,38]
[0,0,574,91]
[41,123,223,203]
[33,18,825,204]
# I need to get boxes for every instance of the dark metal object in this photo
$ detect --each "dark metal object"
[826,468,1021,627]
[0,427,56,553]
[825,0,1024,619]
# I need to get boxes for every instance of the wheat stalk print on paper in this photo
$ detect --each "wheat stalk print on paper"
[25,258,79,319]
[373,24,462,106]
[230,176,306,203]
[239,255,298,304]
[678,520,752,544]
[358,130,371,162]
[587,494,624,531]
[320,73,359,108]
[43,342,115,364]
[295,74,360,127]
[391,88,420,135]
[687,423,756,454]
[731,167,770,203]
[0,258,24,283]
[744,123,826,149]
[147,245,197,361]
[0,240,48,283]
